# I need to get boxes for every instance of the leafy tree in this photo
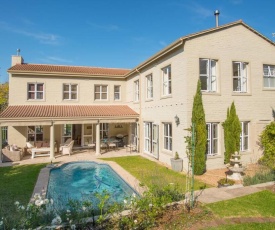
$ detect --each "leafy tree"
[191,80,207,175]
[222,102,241,164]
[259,121,275,169]
[0,82,9,112]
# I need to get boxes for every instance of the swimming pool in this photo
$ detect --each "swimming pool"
[47,161,138,209]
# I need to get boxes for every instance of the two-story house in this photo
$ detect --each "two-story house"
[1,20,275,170]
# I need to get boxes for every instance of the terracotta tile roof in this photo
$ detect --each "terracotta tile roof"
[0,105,138,118]
[8,64,130,76]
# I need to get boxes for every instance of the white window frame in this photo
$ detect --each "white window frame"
[206,123,218,156]
[27,126,43,142]
[134,80,139,102]
[240,121,249,152]
[144,122,153,153]
[94,85,108,100]
[162,66,172,96]
[163,123,172,151]
[61,124,72,144]
[263,64,275,88]
[27,83,44,100]
[146,74,153,99]
[63,83,78,100]
[1,126,8,144]
[100,123,109,139]
[114,85,121,101]
[200,59,217,92]
[233,62,248,93]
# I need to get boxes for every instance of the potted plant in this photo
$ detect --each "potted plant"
[217,177,235,188]
[171,152,183,172]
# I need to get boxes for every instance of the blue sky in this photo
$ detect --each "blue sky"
[0,0,274,83]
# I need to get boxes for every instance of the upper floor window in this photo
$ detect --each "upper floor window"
[63,83,78,100]
[163,123,172,151]
[95,85,108,100]
[233,62,248,93]
[200,59,217,92]
[134,80,139,102]
[162,66,171,96]
[263,64,275,88]
[146,74,153,99]
[240,121,249,151]
[206,123,218,156]
[114,85,121,101]
[28,83,44,100]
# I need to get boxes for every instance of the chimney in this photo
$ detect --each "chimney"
[214,10,220,27]
[11,49,24,66]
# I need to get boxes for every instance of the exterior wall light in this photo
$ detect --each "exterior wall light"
[174,115,180,126]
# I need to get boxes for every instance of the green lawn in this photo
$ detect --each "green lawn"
[0,163,47,218]
[207,222,275,230]
[206,190,275,218]
[101,156,209,192]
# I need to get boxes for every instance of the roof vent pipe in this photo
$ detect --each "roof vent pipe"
[214,10,220,27]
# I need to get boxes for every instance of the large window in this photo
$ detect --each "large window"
[100,123,109,139]
[206,123,218,156]
[163,123,172,151]
[95,85,108,100]
[27,83,44,100]
[134,80,139,102]
[1,126,8,145]
[240,121,249,151]
[162,66,172,96]
[146,74,153,99]
[144,122,152,153]
[63,83,78,100]
[263,64,275,88]
[114,85,121,100]
[233,62,248,93]
[200,59,217,92]
[62,124,72,144]
[27,126,43,142]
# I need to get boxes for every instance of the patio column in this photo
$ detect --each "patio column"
[50,122,55,161]
[95,122,100,155]
[0,126,2,163]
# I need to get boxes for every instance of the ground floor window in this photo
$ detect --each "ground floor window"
[206,123,218,156]
[240,121,249,151]
[100,123,109,139]
[28,126,43,142]
[163,123,172,151]
[1,126,8,145]
[144,122,152,153]
[62,124,72,144]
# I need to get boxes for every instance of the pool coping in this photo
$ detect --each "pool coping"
[32,160,146,200]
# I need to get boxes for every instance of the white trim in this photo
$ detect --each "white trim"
[162,66,172,96]
[240,121,249,151]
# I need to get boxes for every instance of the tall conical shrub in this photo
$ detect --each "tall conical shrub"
[222,102,241,164]
[191,80,207,175]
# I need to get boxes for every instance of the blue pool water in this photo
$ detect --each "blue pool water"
[47,161,138,209]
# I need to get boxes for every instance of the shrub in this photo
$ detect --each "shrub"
[243,167,275,186]
[217,178,235,186]
[259,121,275,169]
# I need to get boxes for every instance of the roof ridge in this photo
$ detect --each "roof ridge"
[18,63,131,71]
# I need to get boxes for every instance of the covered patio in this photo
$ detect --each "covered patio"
[0,105,139,163]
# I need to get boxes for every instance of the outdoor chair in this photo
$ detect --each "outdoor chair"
[2,146,24,162]
[60,140,74,156]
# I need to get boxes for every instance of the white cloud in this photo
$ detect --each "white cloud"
[40,56,73,64]
[0,21,60,45]
[159,40,167,47]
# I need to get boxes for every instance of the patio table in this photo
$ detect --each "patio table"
[31,147,50,158]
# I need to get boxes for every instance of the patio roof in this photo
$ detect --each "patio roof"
[0,105,139,126]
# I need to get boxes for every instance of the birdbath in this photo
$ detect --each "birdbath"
[227,152,244,181]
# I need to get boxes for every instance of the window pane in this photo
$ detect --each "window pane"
[114,86,120,92]
[233,78,240,91]
[200,76,208,90]
[200,59,207,75]
[95,86,100,92]
[71,93,77,99]
[28,84,35,91]
[37,84,44,91]
[63,84,69,91]
[95,93,100,100]
[71,84,77,92]
[63,93,69,99]
[37,92,43,99]
[270,78,275,87]
[102,93,107,99]
[28,92,35,99]
[233,62,240,76]
[102,86,107,92]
